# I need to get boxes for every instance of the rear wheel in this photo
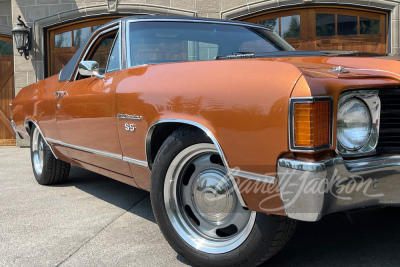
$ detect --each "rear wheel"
[151,127,297,267]
[30,125,70,185]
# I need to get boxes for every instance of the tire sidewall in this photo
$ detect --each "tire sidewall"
[150,127,282,267]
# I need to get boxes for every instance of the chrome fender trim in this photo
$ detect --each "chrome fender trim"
[24,119,58,159]
[146,119,248,207]
[229,168,275,184]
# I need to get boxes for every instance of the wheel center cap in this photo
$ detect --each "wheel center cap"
[192,169,235,222]
[202,189,218,207]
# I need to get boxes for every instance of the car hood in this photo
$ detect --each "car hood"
[255,54,400,82]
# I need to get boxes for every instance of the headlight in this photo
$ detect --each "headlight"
[337,98,371,150]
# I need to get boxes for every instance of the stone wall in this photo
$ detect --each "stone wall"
[0,0,11,35]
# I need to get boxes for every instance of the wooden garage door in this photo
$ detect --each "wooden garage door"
[242,6,388,53]
[0,35,15,146]
[46,16,122,77]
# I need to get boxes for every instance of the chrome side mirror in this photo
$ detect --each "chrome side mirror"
[78,60,105,79]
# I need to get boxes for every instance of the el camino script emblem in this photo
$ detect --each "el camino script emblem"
[117,113,143,121]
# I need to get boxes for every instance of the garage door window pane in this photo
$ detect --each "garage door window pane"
[92,24,103,31]
[338,15,357,35]
[316,14,335,36]
[281,15,300,38]
[55,31,72,47]
[0,40,12,55]
[259,18,279,34]
[360,17,380,34]
[73,27,91,47]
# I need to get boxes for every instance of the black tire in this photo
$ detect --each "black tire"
[150,126,297,267]
[30,125,70,185]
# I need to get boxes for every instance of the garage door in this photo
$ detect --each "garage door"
[242,7,388,53]
[0,35,15,146]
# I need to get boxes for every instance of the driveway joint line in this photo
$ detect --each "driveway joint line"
[56,193,149,266]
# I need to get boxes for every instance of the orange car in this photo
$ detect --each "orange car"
[11,15,400,266]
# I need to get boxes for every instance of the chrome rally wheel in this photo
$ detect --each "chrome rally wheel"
[30,124,70,185]
[150,126,297,267]
[164,144,255,253]
[32,127,44,176]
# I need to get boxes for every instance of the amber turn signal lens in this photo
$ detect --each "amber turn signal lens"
[294,101,330,147]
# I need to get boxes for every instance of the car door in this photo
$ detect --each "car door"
[55,24,132,177]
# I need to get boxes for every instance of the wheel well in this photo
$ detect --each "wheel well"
[25,121,33,136]
[147,123,202,170]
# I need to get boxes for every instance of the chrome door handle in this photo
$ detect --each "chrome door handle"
[54,91,67,99]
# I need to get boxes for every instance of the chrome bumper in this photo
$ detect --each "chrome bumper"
[277,156,400,222]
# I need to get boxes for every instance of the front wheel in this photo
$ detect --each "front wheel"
[30,125,70,185]
[151,127,297,267]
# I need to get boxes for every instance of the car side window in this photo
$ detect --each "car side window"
[85,31,117,75]
[106,32,121,73]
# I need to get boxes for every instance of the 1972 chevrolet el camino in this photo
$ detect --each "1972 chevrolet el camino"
[10,15,400,266]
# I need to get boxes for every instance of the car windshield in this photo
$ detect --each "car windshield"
[128,21,293,66]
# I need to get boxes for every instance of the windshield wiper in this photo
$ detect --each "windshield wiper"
[214,50,388,60]
[214,52,256,60]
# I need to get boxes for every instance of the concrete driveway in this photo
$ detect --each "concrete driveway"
[1,146,399,267]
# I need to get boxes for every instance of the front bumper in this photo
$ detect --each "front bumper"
[277,156,400,222]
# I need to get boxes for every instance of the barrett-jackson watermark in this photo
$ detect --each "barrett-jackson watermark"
[229,167,384,212]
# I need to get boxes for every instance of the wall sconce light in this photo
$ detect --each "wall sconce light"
[11,15,31,60]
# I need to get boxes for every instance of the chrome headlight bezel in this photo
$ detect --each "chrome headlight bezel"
[336,90,380,157]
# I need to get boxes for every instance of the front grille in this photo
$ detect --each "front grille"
[377,89,400,154]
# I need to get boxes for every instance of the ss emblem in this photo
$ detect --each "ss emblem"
[125,123,136,132]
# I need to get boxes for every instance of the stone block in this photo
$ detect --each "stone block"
[37,0,59,4]
[369,0,398,9]
[27,69,37,85]
[171,0,195,11]
[206,12,220,19]
[146,0,170,7]
[278,0,303,7]
[49,4,74,15]
[196,0,221,13]
[221,6,249,20]
[221,0,247,12]
[338,0,369,5]
[0,15,8,25]
[314,0,339,3]
[14,71,28,89]
[24,5,49,23]
[139,5,171,15]
[248,0,278,14]
[392,19,399,51]
[0,1,11,16]
[393,4,399,21]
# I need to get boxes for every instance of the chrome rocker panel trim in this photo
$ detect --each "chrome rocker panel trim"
[46,138,147,167]
[123,156,148,167]
[277,155,400,222]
